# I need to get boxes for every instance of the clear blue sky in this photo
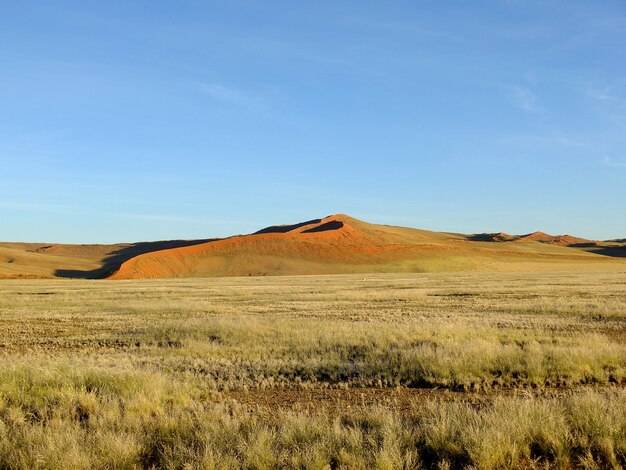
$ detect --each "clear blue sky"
[1,1,625,243]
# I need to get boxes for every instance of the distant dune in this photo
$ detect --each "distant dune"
[0,240,212,279]
[515,232,592,246]
[1,214,625,280]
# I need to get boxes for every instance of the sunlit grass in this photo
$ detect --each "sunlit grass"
[0,270,624,467]
[0,361,625,468]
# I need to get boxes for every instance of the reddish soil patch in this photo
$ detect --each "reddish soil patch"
[223,385,620,414]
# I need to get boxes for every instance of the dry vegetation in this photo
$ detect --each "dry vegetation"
[0,270,625,468]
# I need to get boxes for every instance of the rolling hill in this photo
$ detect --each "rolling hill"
[0,240,212,279]
[108,214,625,279]
[1,214,624,280]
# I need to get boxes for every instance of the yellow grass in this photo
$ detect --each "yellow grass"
[0,270,625,468]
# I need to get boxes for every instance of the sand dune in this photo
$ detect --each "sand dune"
[0,240,211,279]
[108,215,624,280]
[469,231,598,247]
[2,214,624,280]
[515,232,592,246]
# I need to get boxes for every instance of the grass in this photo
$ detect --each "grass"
[0,270,625,468]
[0,362,625,468]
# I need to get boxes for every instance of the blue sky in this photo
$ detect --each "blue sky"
[1,1,625,243]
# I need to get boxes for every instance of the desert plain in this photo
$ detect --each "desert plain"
[1,216,625,469]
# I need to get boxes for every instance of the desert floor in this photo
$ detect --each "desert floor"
[0,270,625,468]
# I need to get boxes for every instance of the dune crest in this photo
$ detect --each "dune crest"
[517,232,593,246]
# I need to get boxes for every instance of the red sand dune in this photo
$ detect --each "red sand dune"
[517,232,593,246]
[108,214,617,280]
[2,214,624,280]
[519,231,553,242]
[109,214,428,279]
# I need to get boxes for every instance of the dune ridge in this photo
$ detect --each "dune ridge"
[107,214,624,279]
[2,214,625,280]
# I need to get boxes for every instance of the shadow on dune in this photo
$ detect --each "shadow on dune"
[54,239,215,279]
[467,236,626,258]
[467,233,517,242]
[254,219,322,234]
[302,220,344,233]
[569,243,626,258]
[468,234,497,242]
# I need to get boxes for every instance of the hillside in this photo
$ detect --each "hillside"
[0,240,212,279]
[108,214,623,279]
[2,214,624,280]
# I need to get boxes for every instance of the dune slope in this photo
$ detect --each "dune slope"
[2,214,624,280]
[0,240,212,279]
[109,214,618,279]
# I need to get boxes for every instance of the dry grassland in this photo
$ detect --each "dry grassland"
[0,270,625,468]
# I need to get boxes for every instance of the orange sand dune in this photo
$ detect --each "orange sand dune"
[2,214,624,280]
[516,232,592,246]
[0,239,212,279]
[108,214,623,280]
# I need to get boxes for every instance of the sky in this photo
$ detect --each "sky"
[1,1,625,243]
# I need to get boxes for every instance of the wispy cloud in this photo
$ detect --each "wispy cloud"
[553,134,590,149]
[603,157,626,169]
[585,83,626,129]
[495,133,590,151]
[199,83,245,103]
[589,15,626,35]
[523,71,538,86]
[587,86,620,103]
[510,86,537,112]
[0,202,214,225]
[0,201,75,211]
[351,18,462,42]
[113,213,210,224]
[197,82,267,110]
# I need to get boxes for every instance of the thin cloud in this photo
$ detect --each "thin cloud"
[603,157,626,169]
[351,18,462,42]
[494,133,591,152]
[510,86,537,112]
[586,85,626,114]
[111,213,212,224]
[199,83,245,103]
[585,84,626,129]
[587,87,617,102]
[524,71,538,86]
[197,82,267,110]
[0,201,75,211]
[553,135,589,149]
[0,202,213,225]
[589,15,626,35]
